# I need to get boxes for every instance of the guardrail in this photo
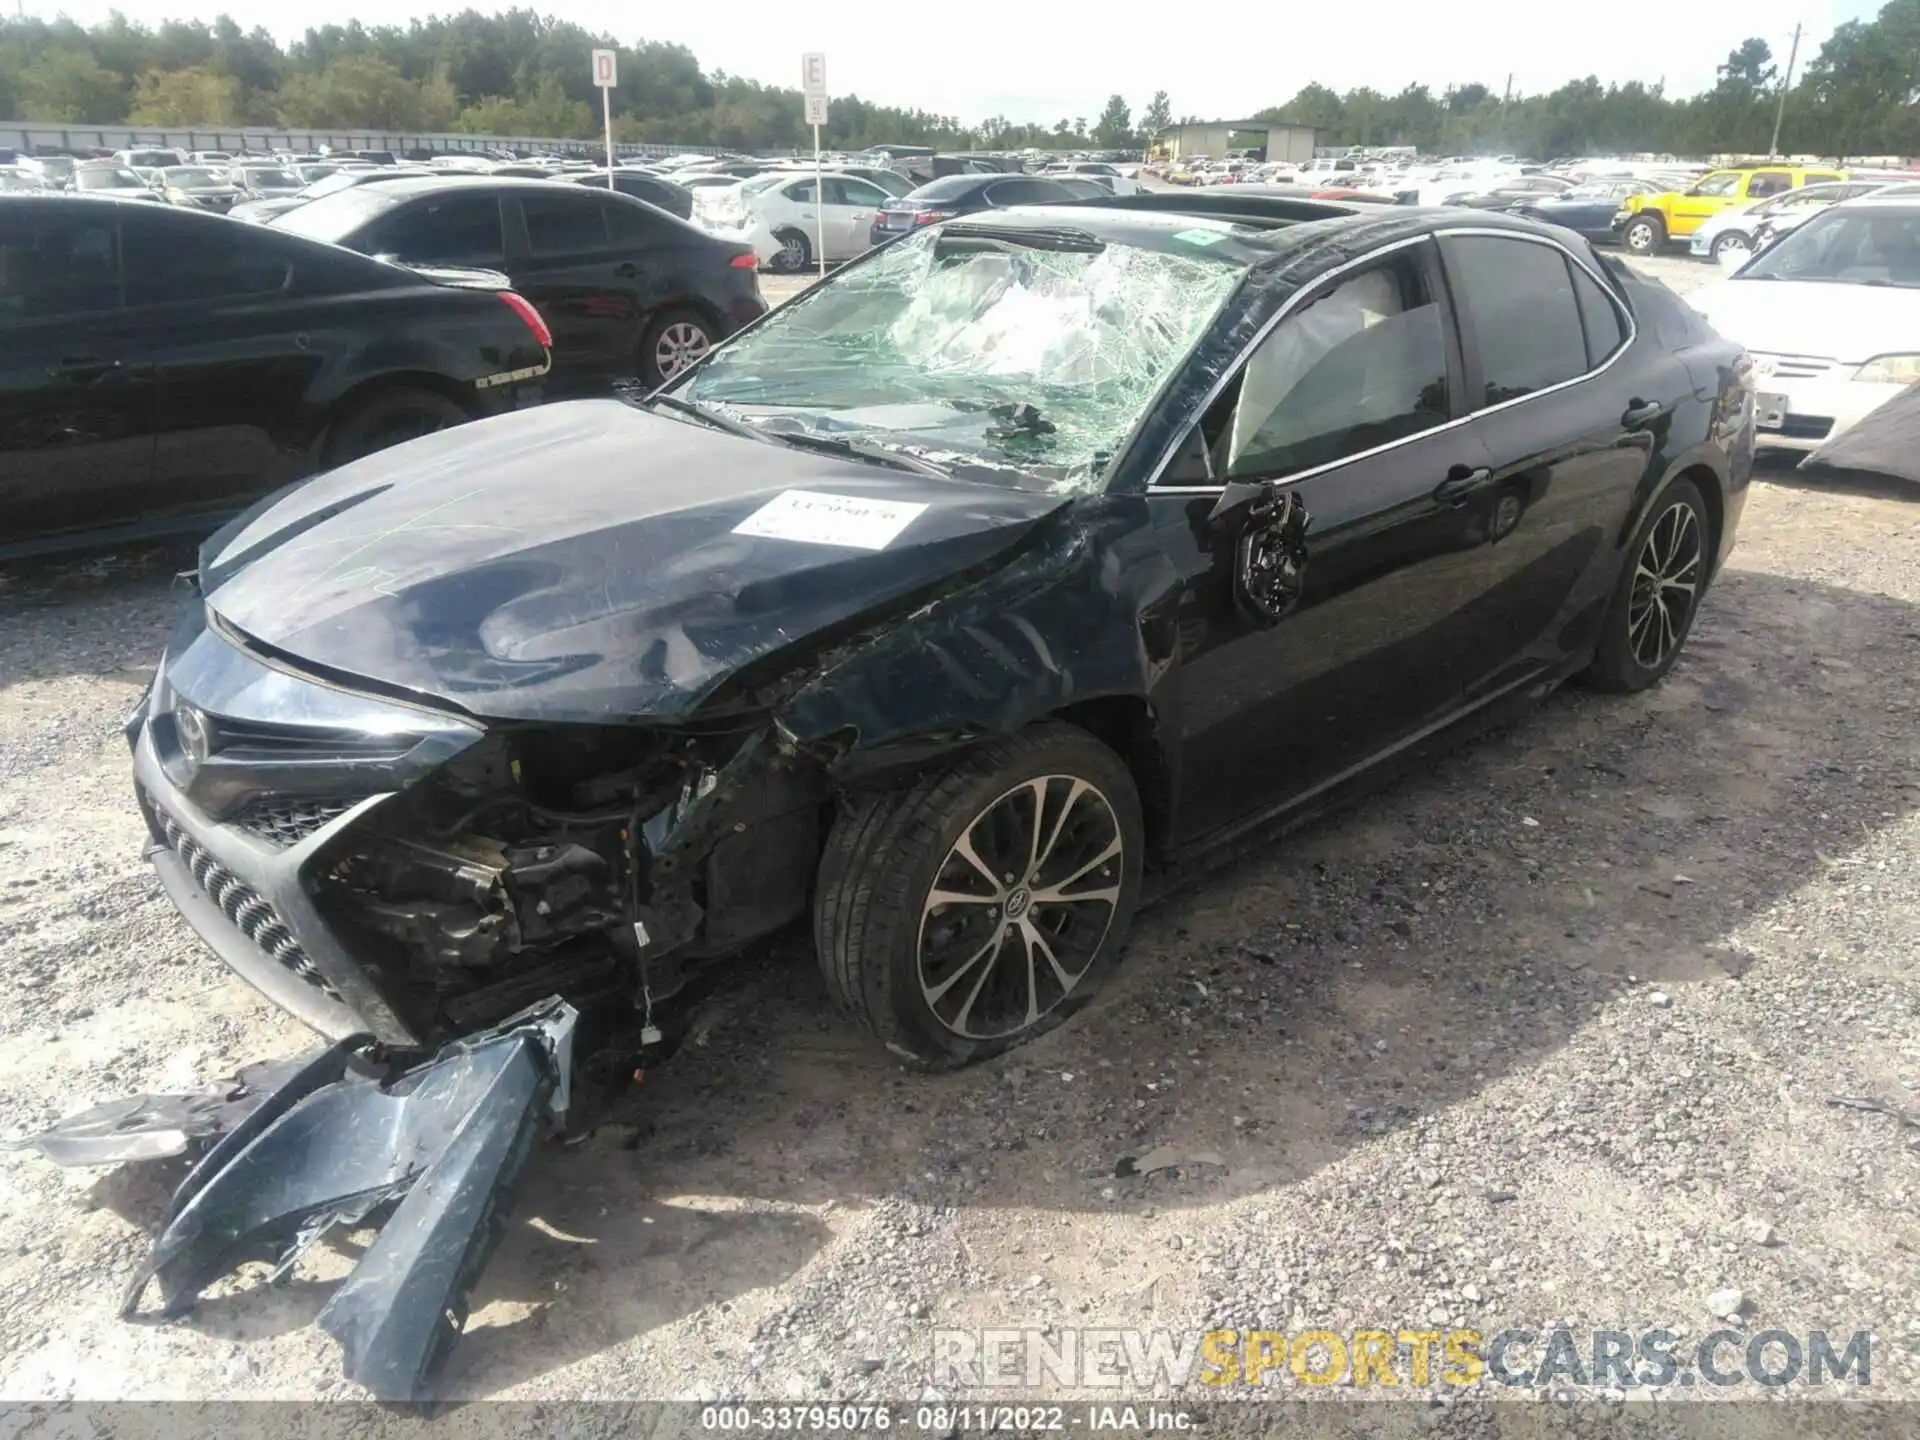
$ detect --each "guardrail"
[0,122,698,159]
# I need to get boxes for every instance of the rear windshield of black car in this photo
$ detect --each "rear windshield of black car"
[273,187,412,242]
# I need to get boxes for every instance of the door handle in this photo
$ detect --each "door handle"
[1431,465,1493,507]
[614,262,640,277]
[1621,398,1667,428]
[50,356,122,383]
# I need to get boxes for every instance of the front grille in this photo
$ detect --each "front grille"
[1753,352,1836,381]
[234,796,359,847]
[145,792,342,1001]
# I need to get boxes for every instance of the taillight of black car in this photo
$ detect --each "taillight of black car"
[498,291,553,350]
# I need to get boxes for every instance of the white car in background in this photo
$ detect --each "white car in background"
[1690,196,1920,452]
[694,171,891,272]
[1039,161,1141,195]
[1689,180,1892,263]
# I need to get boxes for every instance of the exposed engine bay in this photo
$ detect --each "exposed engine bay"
[315,722,831,1044]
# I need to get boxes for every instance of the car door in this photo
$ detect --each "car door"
[1669,171,1742,233]
[1432,229,1669,695]
[506,188,634,392]
[827,176,890,258]
[0,199,157,551]
[1151,237,1518,840]
[126,206,336,518]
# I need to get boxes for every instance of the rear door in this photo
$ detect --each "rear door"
[0,200,156,550]
[508,187,634,390]
[1433,228,1669,690]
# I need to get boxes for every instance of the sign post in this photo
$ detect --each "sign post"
[802,52,828,279]
[592,48,618,189]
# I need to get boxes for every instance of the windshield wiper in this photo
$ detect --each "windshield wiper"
[937,223,1106,254]
[757,428,951,477]
[634,392,775,443]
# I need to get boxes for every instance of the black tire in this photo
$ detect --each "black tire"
[814,723,1145,1071]
[769,228,811,273]
[1711,230,1752,262]
[638,308,718,387]
[1582,478,1710,694]
[325,387,470,466]
[1623,215,1666,255]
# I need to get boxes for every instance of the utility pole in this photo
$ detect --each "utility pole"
[1499,74,1512,149]
[1769,23,1803,160]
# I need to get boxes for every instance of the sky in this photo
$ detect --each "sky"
[29,0,1881,126]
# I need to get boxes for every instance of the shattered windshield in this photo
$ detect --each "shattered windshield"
[676,224,1245,492]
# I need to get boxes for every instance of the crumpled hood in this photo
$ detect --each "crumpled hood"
[199,400,1071,724]
[1687,278,1920,364]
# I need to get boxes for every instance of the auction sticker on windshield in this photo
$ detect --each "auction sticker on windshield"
[733,490,930,550]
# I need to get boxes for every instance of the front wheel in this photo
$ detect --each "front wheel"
[1623,215,1666,254]
[1711,231,1751,262]
[814,723,1145,1071]
[1582,478,1709,693]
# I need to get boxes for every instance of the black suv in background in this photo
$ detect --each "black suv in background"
[273,176,766,387]
[0,196,553,558]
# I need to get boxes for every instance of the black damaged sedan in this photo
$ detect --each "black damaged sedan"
[129,197,1755,1071]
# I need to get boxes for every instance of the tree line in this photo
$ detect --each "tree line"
[3,4,1919,158]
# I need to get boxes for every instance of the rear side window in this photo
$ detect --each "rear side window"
[1746,170,1794,199]
[984,178,1057,205]
[0,205,119,321]
[122,211,292,306]
[782,180,817,203]
[603,196,665,246]
[1570,262,1627,367]
[521,192,609,255]
[362,194,505,266]
[1444,235,1589,405]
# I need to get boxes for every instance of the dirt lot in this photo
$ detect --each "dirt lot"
[2,253,1918,1410]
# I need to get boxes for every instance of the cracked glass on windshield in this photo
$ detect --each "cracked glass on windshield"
[678,226,1244,492]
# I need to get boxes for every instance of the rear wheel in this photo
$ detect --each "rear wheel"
[814,724,1144,1071]
[1582,478,1709,693]
[770,228,811,273]
[325,387,469,467]
[638,308,717,387]
[1623,215,1666,254]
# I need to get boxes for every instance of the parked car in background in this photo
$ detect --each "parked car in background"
[0,168,46,193]
[127,198,1750,1080]
[229,163,304,201]
[19,155,77,189]
[154,166,245,213]
[1446,174,1575,209]
[274,175,765,387]
[1691,197,1920,454]
[1506,178,1660,241]
[1041,161,1142,196]
[868,172,1076,247]
[1688,181,1885,262]
[231,165,432,223]
[571,167,696,219]
[0,195,553,558]
[697,170,895,271]
[116,147,188,181]
[1613,163,1847,254]
[71,163,167,202]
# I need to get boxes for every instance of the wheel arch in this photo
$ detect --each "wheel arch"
[317,371,483,465]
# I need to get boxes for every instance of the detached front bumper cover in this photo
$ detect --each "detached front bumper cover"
[73,997,580,1400]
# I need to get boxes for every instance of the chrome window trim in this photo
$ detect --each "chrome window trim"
[1143,225,1638,496]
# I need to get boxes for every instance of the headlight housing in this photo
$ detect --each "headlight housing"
[173,703,212,778]
[1852,353,1920,384]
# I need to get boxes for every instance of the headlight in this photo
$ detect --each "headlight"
[1852,353,1920,384]
[174,703,211,777]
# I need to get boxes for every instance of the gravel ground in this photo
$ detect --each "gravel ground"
[2,251,1918,1416]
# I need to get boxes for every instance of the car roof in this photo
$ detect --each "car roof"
[1826,194,1920,211]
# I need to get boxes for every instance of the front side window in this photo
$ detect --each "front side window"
[0,207,119,321]
[362,195,505,265]
[679,227,1244,493]
[1226,251,1450,478]
[1690,172,1742,198]
[1444,235,1589,404]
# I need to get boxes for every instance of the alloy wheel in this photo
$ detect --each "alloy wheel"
[916,775,1125,1041]
[777,236,806,271]
[1627,501,1702,669]
[1713,233,1750,260]
[654,321,712,380]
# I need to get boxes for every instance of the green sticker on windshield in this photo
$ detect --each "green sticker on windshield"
[1173,228,1228,247]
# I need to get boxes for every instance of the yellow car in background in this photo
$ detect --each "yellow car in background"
[1613,163,1848,254]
